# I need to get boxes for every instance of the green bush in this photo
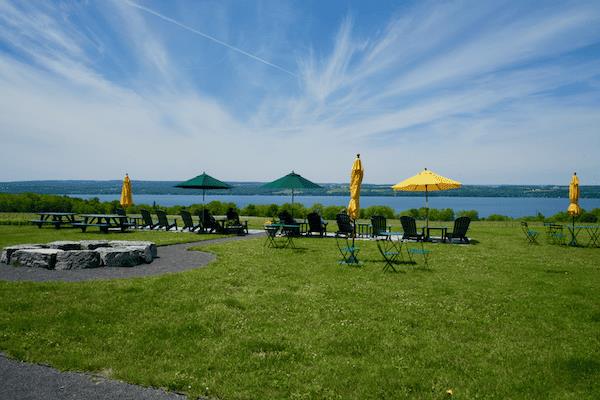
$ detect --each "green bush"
[456,209,479,221]
[485,214,512,221]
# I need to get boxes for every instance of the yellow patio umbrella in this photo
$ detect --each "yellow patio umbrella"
[567,172,581,245]
[119,173,133,209]
[347,154,363,221]
[392,168,461,232]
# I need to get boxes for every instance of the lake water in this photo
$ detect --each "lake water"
[66,194,600,218]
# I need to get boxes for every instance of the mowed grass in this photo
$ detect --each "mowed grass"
[0,222,599,399]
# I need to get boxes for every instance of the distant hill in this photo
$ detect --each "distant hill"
[0,180,599,198]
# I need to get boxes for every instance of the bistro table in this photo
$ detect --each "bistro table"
[263,224,298,248]
[568,225,600,247]
[376,232,407,272]
[73,214,131,233]
[30,212,79,229]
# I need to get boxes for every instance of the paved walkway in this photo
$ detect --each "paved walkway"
[0,353,187,400]
[0,233,263,283]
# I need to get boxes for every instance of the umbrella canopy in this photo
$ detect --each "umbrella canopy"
[347,154,363,220]
[119,174,133,209]
[175,172,232,191]
[567,172,581,217]
[392,168,461,231]
[261,171,321,217]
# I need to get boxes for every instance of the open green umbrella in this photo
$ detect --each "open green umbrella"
[261,171,322,217]
[175,172,232,222]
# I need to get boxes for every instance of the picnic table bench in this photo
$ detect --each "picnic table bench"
[30,212,79,229]
[72,214,133,233]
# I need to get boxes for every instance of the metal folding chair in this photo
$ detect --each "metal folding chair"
[521,222,539,244]
[335,236,361,266]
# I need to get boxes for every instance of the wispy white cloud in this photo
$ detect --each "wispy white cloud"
[0,0,599,184]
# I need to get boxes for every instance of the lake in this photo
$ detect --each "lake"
[65,194,600,218]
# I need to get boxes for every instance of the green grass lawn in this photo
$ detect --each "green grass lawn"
[1,222,599,399]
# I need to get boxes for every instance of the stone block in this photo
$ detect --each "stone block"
[55,250,101,270]
[125,245,153,264]
[96,248,140,267]
[109,241,157,258]
[10,249,63,269]
[79,240,111,250]
[47,241,82,251]
[1,244,45,264]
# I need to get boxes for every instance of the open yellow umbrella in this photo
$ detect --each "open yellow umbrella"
[392,168,461,232]
[347,154,363,221]
[119,174,133,209]
[567,172,581,245]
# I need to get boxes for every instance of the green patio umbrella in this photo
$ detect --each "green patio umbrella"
[175,172,232,222]
[261,171,322,217]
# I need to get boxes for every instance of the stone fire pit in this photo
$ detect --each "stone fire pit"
[0,240,157,270]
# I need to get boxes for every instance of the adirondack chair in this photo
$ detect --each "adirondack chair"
[180,210,203,232]
[200,209,223,233]
[155,210,178,231]
[278,210,302,236]
[445,216,471,243]
[335,212,355,237]
[140,209,157,230]
[306,212,328,237]
[225,208,248,235]
[400,216,425,241]
[370,215,390,238]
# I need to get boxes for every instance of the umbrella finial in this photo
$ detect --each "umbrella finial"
[574,172,577,175]
[357,153,360,158]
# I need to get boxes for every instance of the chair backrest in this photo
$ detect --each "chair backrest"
[226,208,240,224]
[180,210,194,228]
[156,210,169,225]
[278,210,296,225]
[140,209,153,225]
[307,212,324,232]
[400,216,417,235]
[371,215,387,235]
[453,216,471,236]
[336,212,354,234]
[202,209,217,228]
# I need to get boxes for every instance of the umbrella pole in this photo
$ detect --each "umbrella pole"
[425,186,429,238]
[202,189,206,225]
[291,188,295,219]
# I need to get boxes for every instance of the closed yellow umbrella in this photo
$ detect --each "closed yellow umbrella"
[567,172,581,217]
[392,168,461,232]
[567,172,581,246]
[119,173,133,209]
[347,154,363,221]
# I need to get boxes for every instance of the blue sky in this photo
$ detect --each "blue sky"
[1,0,599,184]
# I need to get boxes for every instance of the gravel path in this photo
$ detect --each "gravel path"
[0,233,263,283]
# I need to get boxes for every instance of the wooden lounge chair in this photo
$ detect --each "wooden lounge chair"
[444,216,471,243]
[200,209,223,233]
[180,210,203,232]
[370,215,390,238]
[335,212,354,237]
[140,209,157,230]
[155,210,178,231]
[400,216,424,241]
[306,212,328,237]
[278,210,302,236]
[225,208,248,235]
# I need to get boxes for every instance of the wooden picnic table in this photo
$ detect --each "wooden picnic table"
[72,214,132,233]
[30,212,79,229]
